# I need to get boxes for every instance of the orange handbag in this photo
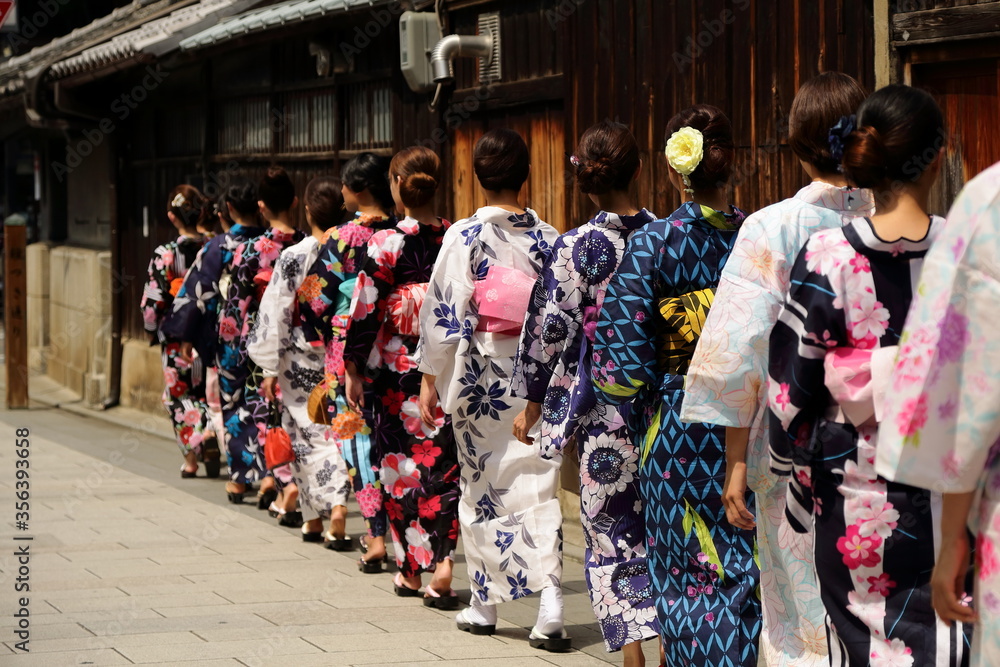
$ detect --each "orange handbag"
[263,401,295,470]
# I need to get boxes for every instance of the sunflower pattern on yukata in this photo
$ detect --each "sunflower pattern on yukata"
[247,235,351,521]
[511,209,659,651]
[594,202,761,667]
[769,215,972,666]
[299,212,396,539]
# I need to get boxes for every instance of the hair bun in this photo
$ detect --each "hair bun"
[577,157,618,194]
[405,172,437,192]
[842,125,889,189]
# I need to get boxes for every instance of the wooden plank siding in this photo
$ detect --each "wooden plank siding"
[435,0,874,228]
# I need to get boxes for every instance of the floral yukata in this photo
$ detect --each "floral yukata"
[768,215,972,666]
[416,206,562,606]
[300,212,395,539]
[163,223,268,456]
[593,202,760,667]
[142,235,212,455]
[681,182,874,665]
[219,227,305,484]
[512,209,659,651]
[876,163,1000,667]
[344,217,460,578]
[247,235,351,521]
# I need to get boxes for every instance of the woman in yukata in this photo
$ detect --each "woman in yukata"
[247,176,353,545]
[141,185,215,478]
[162,180,267,481]
[592,105,760,667]
[219,166,305,506]
[510,121,660,664]
[298,152,396,571]
[768,85,973,665]
[415,129,568,651]
[343,146,461,608]
[876,160,1000,667]
[201,198,233,450]
[680,72,872,666]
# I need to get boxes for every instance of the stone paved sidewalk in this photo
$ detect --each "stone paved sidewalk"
[0,405,661,665]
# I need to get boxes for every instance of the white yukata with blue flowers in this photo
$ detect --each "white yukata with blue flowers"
[416,206,563,606]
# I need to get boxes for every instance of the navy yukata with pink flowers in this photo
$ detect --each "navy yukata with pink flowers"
[768,216,972,666]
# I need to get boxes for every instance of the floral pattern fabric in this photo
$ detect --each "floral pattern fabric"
[345,217,461,577]
[299,213,396,539]
[416,206,563,606]
[219,227,305,484]
[681,182,873,666]
[247,235,351,520]
[593,202,760,667]
[876,162,1000,667]
[768,215,971,666]
[511,209,659,651]
[142,236,213,455]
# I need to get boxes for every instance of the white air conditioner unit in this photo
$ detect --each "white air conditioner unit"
[400,11,442,93]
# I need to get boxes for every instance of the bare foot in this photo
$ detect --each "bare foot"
[328,505,348,539]
[363,535,386,561]
[427,558,454,594]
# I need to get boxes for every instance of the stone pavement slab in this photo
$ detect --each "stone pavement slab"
[0,407,662,665]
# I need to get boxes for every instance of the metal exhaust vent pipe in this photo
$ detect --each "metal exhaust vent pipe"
[430,33,493,83]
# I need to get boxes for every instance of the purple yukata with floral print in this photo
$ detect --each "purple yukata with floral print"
[769,215,972,666]
[512,209,659,651]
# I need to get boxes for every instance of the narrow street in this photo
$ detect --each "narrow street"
[0,399,658,665]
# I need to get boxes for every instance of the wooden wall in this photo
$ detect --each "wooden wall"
[434,0,876,231]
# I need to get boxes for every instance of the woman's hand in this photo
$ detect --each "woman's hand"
[512,401,542,445]
[261,377,277,402]
[419,374,440,428]
[932,492,978,625]
[722,460,756,530]
[179,341,194,362]
[344,362,364,411]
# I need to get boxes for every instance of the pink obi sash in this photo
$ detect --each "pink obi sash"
[823,345,898,427]
[474,265,536,335]
[385,282,428,338]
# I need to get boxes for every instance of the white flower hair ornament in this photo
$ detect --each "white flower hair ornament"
[665,127,705,195]
[171,193,187,209]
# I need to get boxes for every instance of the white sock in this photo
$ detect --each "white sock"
[535,586,564,635]
[461,603,497,626]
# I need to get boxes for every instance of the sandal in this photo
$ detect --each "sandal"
[393,573,421,598]
[528,626,572,652]
[358,535,370,554]
[226,482,249,504]
[180,464,198,479]
[279,511,303,528]
[322,532,353,552]
[357,556,385,574]
[201,436,221,479]
[302,527,323,543]
[456,607,495,635]
[257,487,278,511]
[423,586,459,610]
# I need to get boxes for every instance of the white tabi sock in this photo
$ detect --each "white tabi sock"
[460,603,497,626]
[534,586,564,636]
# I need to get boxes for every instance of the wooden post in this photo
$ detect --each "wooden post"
[5,213,28,408]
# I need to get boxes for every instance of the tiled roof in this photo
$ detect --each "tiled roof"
[179,0,389,50]
[48,0,263,80]
[0,0,179,96]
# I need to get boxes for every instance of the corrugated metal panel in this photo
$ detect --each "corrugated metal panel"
[47,0,264,80]
[179,0,390,50]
